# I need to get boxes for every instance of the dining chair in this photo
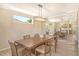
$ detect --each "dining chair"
[8,40,18,56]
[34,34,51,56]
[8,40,28,56]
[46,36,58,53]
[33,33,41,40]
[23,34,30,39]
[42,34,49,39]
[35,45,50,56]
[35,44,51,56]
[35,34,58,56]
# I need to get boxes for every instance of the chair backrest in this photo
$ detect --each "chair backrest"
[34,33,41,40]
[23,34,30,39]
[43,34,49,40]
[8,40,18,56]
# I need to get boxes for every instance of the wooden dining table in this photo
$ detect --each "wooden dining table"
[15,35,54,55]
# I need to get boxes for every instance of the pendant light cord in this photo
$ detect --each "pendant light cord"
[38,4,43,17]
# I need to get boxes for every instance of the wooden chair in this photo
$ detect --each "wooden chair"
[35,35,51,56]
[35,44,51,56]
[8,40,18,56]
[8,40,28,56]
[46,36,58,53]
[23,34,30,39]
[42,34,49,39]
[33,33,41,40]
[35,35,58,56]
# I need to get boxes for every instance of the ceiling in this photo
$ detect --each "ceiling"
[0,3,79,19]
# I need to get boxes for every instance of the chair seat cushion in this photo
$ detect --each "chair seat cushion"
[47,43,55,46]
[16,45,25,51]
[35,45,50,54]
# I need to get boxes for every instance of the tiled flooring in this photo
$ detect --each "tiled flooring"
[0,34,77,56]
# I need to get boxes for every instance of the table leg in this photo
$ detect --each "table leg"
[49,46,51,56]
[29,49,32,56]
[55,39,57,53]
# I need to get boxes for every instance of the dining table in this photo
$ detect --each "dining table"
[15,35,55,56]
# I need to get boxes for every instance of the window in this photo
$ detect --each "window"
[13,15,33,24]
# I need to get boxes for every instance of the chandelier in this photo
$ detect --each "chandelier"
[34,4,46,21]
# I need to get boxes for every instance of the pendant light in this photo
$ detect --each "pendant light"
[34,4,46,21]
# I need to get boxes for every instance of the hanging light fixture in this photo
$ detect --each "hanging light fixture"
[48,18,61,23]
[34,4,46,21]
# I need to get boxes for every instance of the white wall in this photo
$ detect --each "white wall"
[0,8,45,50]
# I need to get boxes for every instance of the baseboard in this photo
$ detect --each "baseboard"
[0,47,10,52]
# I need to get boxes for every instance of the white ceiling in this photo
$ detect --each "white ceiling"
[1,3,79,19]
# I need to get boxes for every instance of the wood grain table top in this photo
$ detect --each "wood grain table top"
[15,36,53,50]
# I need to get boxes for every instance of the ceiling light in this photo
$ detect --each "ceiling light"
[34,4,46,21]
[34,16,46,21]
[48,18,61,22]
